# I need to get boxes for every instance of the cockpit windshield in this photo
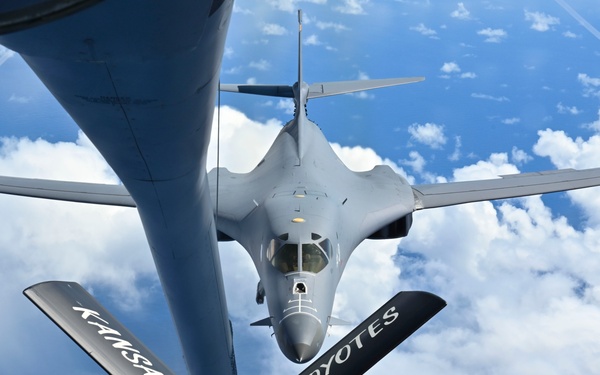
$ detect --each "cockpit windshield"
[301,244,327,273]
[271,243,298,273]
[269,235,330,274]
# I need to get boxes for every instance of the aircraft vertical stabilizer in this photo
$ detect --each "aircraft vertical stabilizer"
[24,281,175,375]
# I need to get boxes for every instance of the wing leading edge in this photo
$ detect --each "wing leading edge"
[412,167,600,210]
[0,175,135,207]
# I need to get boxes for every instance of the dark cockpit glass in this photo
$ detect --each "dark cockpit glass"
[302,244,328,273]
[269,234,330,274]
[272,243,299,273]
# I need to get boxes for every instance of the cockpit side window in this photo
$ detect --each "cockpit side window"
[319,239,333,259]
[302,243,328,273]
[272,244,299,273]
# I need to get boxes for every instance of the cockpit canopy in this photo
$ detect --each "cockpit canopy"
[268,234,332,274]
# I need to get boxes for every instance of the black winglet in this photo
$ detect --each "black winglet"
[24,281,175,375]
[299,291,446,375]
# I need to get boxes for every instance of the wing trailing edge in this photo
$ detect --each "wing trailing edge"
[0,175,135,207]
[24,281,175,375]
[412,167,600,210]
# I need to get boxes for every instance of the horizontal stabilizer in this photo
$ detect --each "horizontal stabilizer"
[307,77,424,99]
[250,317,273,327]
[0,175,135,207]
[220,84,294,98]
[24,281,175,375]
[220,77,424,100]
[300,291,446,375]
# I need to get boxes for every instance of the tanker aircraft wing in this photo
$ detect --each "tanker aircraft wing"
[0,175,134,207]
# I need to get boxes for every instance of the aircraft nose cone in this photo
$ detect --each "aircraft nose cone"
[278,314,325,363]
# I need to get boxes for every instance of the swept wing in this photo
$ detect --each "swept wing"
[412,167,600,210]
[0,176,134,207]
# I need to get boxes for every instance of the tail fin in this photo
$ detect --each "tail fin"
[24,281,175,375]
[220,8,423,104]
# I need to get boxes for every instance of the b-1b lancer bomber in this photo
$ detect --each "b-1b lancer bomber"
[2,3,600,374]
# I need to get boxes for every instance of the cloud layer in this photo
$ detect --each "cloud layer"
[1,101,600,374]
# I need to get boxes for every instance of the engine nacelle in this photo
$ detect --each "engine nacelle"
[367,213,413,239]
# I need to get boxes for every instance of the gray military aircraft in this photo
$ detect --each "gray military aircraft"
[3,2,600,374]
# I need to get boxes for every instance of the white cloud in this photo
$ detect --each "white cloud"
[316,21,349,32]
[583,109,600,132]
[557,102,581,115]
[441,62,461,74]
[439,62,476,79]
[334,0,369,15]
[233,4,253,14]
[249,59,271,71]
[477,28,507,43]
[304,34,322,46]
[511,146,533,164]
[555,0,600,41]
[524,10,560,32]
[532,128,600,169]
[4,106,600,374]
[502,117,521,125]
[408,123,447,149]
[563,30,578,38]
[410,23,438,38]
[578,73,600,87]
[578,73,600,98]
[207,106,283,172]
[401,150,427,173]
[223,46,234,59]
[8,94,31,104]
[0,46,15,66]
[262,23,288,36]
[0,133,156,372]
[450,3,471,20]
[453,152,519,181]
[267,0,298,12]
[471,93,510,102]
[276,98,295,115]
[449,135,462,161]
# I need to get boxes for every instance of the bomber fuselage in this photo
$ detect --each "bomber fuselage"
[211,98,415,362]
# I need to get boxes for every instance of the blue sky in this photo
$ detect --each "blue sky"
[2,1,600,374]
